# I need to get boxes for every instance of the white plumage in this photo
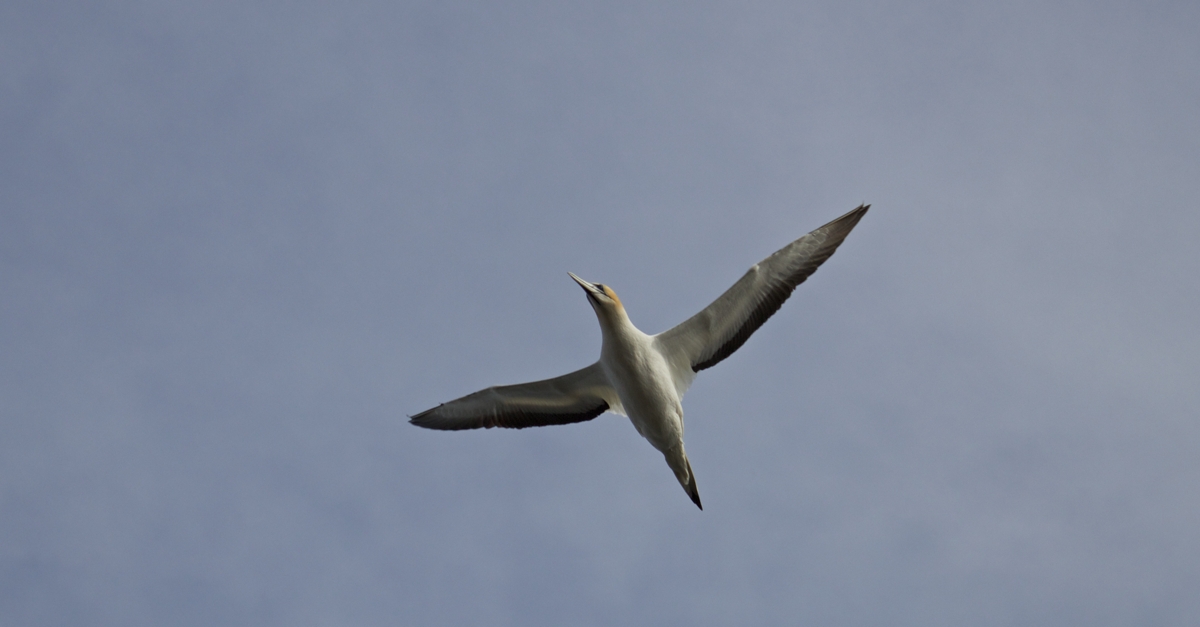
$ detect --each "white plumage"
[411,205,869,509]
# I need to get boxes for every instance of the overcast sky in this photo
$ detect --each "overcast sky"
[3,1,1198,625]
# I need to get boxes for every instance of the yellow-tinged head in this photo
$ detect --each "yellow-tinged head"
[568,272,624,313]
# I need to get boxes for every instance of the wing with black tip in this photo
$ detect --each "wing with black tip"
[657,205,869,373]
[409,362,621,430]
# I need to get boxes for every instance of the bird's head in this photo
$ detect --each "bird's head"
[568,272,624,319]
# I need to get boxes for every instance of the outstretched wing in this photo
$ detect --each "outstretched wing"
[656,205,868,373]
[409,362,620,430]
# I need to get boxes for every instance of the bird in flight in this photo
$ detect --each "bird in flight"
[411,205,869,509]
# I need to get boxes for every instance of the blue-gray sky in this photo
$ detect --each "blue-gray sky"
[3,1,1198,625]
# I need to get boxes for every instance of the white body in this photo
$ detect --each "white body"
[593,290,695,492]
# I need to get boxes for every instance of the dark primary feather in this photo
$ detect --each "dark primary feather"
[658,205,869,372]
[409,363,612,431]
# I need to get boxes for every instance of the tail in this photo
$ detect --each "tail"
[665,445,703,510]
[683,456,702,510]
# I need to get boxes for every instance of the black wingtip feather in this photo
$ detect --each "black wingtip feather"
[825,204,870,232]
[409,401,609,431]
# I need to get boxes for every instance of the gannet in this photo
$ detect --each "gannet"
[410,205,869,509]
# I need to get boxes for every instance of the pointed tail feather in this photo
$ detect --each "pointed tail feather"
[684,457,702,510]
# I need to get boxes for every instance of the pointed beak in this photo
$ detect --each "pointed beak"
[568,272,602,297]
